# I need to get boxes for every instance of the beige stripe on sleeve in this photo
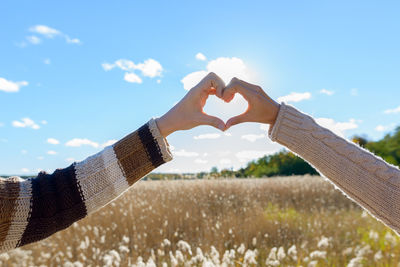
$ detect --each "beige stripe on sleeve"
[75,146,129,214]
[2,178,32,251]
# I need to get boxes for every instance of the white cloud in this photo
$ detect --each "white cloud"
[102,58,163,83]
[195,53,207,61]
[101,63,115,71]
[65,138,99,148]
[44,58,51,65]
[66,157,75,162]
[384,106,400,114]
[236,150,277,163]
[181,57,254,90]
[260,124,270,131]
[135,59,163,78]
[26,36,41,45]
[0,77,28,93]
[350,88,358,96]
[375,123,396,132]
[241,134,265,142]
[220,158,232,165]
[194,159,208,164]
[21,168,30,173]
[37,156,44,160]
[47,150,57,155]
[29,25,81,44]
[320,89,334,96]
[65,36,81,44]
[21,150,28,155]
[181,71,208,90]
[277,92,311,103]
[193,133,221,140]
[102,139,118,147]
[12,118,40,129]
[173,149,199,157]
[30,25,60,38]
[47,138,60,145]
[41,120,48,125]
[124,72,142,83]
[207,57,252,83]
[315,118,358,137]
[216,151,231,157]
[375,125,386,132]
[0,122,3,127]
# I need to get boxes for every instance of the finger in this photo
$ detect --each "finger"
[198,113,226,131]
[208,88,217,95]
[235,78,260,91]
[223,92,235,103]
[235,78,272,100]
[225,113,249,130]
[222,77,252,102]
[207,72,225,98]
[225,78,276,107]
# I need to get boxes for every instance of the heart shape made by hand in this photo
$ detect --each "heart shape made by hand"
[203,93,249,124]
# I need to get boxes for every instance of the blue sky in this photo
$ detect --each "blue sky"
[1,1,400,175]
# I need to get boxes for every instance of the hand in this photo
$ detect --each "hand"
[157,72,226,137]
[220,77,280,130]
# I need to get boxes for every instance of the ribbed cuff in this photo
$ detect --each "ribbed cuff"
[268,102,306,143]
[149,118,173,163]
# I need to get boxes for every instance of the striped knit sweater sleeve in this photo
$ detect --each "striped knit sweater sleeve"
[269,103,400,234]
[0,119,172,253]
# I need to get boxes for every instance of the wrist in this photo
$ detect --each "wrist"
[269,103,280,125]
[156,115,173,138]
[156,113,176,138]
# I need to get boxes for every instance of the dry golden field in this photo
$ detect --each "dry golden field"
[1,175,399,267]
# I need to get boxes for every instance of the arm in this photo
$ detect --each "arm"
[0,119,171,252]
[0,72,225,253]
[222,78,400,234]
[269,103,400,233]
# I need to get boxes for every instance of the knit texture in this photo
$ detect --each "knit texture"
[269,103,400,234]
[0,119,172,253]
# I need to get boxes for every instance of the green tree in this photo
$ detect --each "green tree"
[241,150,318,177]
[365,126,400,166]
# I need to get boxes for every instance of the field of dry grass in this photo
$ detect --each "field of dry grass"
[1,175,399,266]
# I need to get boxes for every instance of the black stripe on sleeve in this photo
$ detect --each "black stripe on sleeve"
[138,123,165,168]
[19,164,87,246]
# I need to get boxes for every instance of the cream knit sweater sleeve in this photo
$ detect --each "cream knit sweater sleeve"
[269,103,400,234]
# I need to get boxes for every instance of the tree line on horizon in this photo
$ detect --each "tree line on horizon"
[3,126,400,180]
[210,125,400,178]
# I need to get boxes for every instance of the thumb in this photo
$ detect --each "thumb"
[225,113,248,130]
[199,114,226,131]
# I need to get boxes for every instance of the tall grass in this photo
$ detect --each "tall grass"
[1,175,398,266]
